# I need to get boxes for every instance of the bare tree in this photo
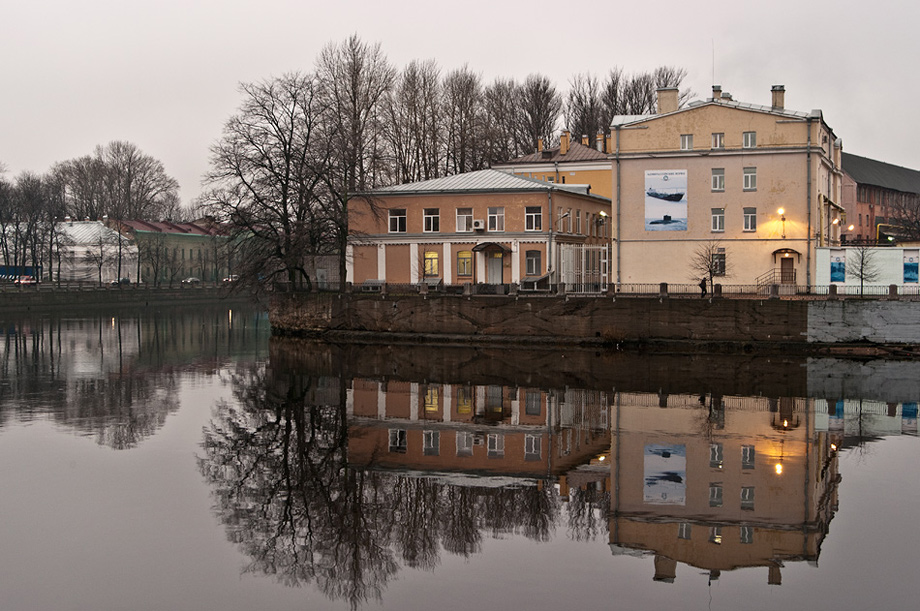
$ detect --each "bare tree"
[383,59,442,184]
[442,66,483,175]
[481,77,523,163]
[850,246,880,296]
[517,73,562,152]
[690,240,731,292]
[565,73,604,147]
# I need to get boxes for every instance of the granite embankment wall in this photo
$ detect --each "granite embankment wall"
[0,286,254,311]
[271,293,920,353]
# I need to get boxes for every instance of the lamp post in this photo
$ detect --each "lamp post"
[778,208,786,239]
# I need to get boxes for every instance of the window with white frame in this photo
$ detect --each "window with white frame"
[524,390,541,416]
[388,209,407,233]
[456,207,473,232]
[743,167,757,191]
[712,252,726,276]
[423,430,440,456]
[488,207,505,231]
[525,206,542,231]
[709,443,723,468]
[524,434,541,461]
[711,208,725,232]
[709,483,723,507]
[711,168,725,191]
[741,486,755,510]
[423,208,440,232]
[743,131,756,148]
[456,431,473,456]
[678,522,692,540]
[743,207,757,232]
[740,526,754,544]
[711,132,724,149]
[423,251,439,277]
[680,134,693,150]
[525,250,541,276]
[576,209,582,234]
[457,250,472,277]
[487,433,504,458]
[388,429,407,453]
[742,445,755,469]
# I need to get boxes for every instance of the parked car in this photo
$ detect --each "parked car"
[110,277,131,285]
[222,275,239,283]
[14,275,38,286]
[181,277,201,285]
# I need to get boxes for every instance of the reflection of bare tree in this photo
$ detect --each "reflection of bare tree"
[566,486,610,542]
[199,364,563,608]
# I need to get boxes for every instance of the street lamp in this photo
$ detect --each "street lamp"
[777,208,786,239]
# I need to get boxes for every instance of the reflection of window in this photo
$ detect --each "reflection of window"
[487,433,504,457]
[741,486,755,510]
[711,208,725,232]
[423,430,440,456]
[711,168,725,192]
[487,385,503,412]
[742,445,755,469]
[525,206,542,231]
[740,526,754,544]
[525,250,542,276]
[424,387,439,412]
[524,434,541,461]
[709,483,723,507]
[680,134,693,150]
[456,386,472,414]
[743,207,757,232]
[456,208,473,232]
[456,431,473,456]
[743,167,757,191]
[423,208,440,232]
[423,251,439,277]
[388,429,407,453]
[678,522,692,540]
[457,251,472,277]
[488,207,505,231]
[389,209,406,233]
[743,131,756,148]
[525,390,541,416]
[709,443,723,468]
[712,253,726,276]
[709,526,722,544]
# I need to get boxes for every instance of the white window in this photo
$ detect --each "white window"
[423,251,439,277]
[456,431,473,457]
[711,132,724,149]
[456,250,472,277]
[711,208,725,232]
[709,443,723,468]
[525,206,542,231]
[487,433,504,457]
[709,483,723,507]
[680,134,693,150]
[388,429,407,453]
[576,209,582,234]
[388,209,406,233]
[423,430,440,456]
[743,131,756,148]
[741,486,755,510]
[711,168,725,191]
[423,208,440,232]
[524,434,541,461]
[456,207,473,232]
[488,207,505,231]
[524,390,541,415]
[740,526,754,544]
[743,207,757,232]
[743,167,757,191]
[742,445,755,469]
[678,523,692,540]
[525,250,541,276]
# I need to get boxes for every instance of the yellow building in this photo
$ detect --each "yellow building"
[611,85,845,289]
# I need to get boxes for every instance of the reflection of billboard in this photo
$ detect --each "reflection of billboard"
[644,444,686,505]
[645,170,687,231]
[830,250,846,283]
[904,250,918,283]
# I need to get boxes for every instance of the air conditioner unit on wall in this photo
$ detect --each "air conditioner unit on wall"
[472,219,485,231]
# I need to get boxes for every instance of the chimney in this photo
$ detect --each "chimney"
[560,130,570,155]
[537,138,544,152]
[595,132,604,152]
[581,134,589,146]
[771,85,785,109]
[657,87,679,114]
[721,91,732,101]
[712,84,722,101]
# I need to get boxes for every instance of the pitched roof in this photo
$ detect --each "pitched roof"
[500,141,608,165]
[369,168,609,201]
[611,98,817,128]
[118,220,224,236]
[57,220,130,245]
[842,152,920,195]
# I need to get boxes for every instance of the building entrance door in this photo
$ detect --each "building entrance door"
[780,257,795,284]
[487,253,503,284]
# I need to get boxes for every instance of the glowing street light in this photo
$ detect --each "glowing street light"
[777,208,786,239]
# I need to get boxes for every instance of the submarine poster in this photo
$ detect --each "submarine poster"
[645,169,687,231]
[644,444,686,505]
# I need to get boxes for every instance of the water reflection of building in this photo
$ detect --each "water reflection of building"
[608,392,841,584]
[347,380,610,478]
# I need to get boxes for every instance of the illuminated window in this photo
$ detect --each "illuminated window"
[423,251,439,277]
[424,387,439,412]
[457,251,472,277]
[709,526,723,544]
[456,386,472,414]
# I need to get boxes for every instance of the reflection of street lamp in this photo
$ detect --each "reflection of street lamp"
[778,208,786,239]
[876,223,899,245]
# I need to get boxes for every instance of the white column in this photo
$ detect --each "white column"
[346,243,355,283]
[511,240,521,283]
[476,252,486,282]
[443,384,452,422]
[409,383,420,420]
[511,395,520,425]
[409,247,419,284]
[346,387,354,416]
[443,243,452,284]
[377,384,386,419]
[377,244,386,280]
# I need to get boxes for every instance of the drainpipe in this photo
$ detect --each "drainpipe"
[806,118,813,287]
[547,190,554,282]
[554,160,560,184]
[615,125,622,285]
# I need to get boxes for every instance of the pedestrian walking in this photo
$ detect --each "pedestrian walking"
[699,277,707,297]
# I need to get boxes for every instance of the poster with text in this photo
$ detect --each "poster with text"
[905,250,918,283]
[643,444,687,505]
[830,249,846,283]
[645,170,687,231]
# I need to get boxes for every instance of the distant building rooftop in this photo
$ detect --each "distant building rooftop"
[842,152,920,195]
[499,141,608,165]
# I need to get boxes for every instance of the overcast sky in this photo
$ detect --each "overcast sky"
[2,0,916,205]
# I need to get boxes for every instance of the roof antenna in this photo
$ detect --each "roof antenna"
[711,39,715,90]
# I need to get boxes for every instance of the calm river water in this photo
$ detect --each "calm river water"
[1,305,919,610]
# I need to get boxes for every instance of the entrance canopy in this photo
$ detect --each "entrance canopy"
[472,242,511,253]
[772,248,801,263]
